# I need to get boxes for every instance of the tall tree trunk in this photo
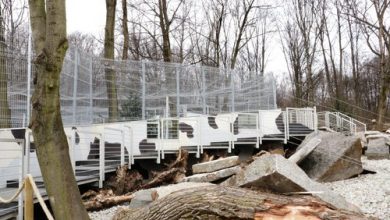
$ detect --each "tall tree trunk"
[104,0,119,122]
[113,186,367,220]
[158,0,172,62]
[28,0,89,219]
[121,0,129,60]
[0,8,11,128]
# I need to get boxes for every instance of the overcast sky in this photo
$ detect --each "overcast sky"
[65,0,287,75]
[66,0,106,35]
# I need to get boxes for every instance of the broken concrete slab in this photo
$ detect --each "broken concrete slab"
[181,166,241,183]
[192,156,239,174]
[365,137,390,160]
[297,132,363,182]
[129,182,213,208]
[288,137,321,163]
[221,154,360,213]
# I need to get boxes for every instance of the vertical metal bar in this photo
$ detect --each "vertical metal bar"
[70,130,76,173]
[141,60,146,120]
[26,29,32,125]
[231,69,235,112]
[201,66,206,114]
[89,56,93,123]
[72,49,78,124]
[120,130,125,165]
[272,75,277,109]
[18,140,24,220]
[99,133,104,188]
[176,65,180,117]
[165,96,169,117]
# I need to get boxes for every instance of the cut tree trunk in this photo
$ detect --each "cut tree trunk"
[113,185,367,220]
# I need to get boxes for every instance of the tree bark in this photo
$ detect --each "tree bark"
[104,0,119,122]
[121,0,129,60]
[0,8,11,128]
[27,0,89,219]
[113,185,367,220]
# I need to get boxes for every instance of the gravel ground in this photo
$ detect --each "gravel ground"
[89,157,390,220]
[325,157,390,220]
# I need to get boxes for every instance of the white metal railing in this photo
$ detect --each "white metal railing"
[318,111,366,135]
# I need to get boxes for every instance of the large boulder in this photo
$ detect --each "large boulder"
[129,182,213,208]
[221,154,360,213]
[297,132,363,182]
[182,166,241,183]
[192,156,239,174]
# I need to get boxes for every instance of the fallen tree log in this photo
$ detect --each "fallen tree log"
[113,185,367,220]
[141,149,188,189]
[84,193,134,211]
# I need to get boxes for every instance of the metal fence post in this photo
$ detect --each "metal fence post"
[231,69,235,112]
[89,55,93,123]
[72,49,78,125]
[176,65,180,117]
[201,65,206,114]
[141,60,146,120]
[99,133,105,188]
[26,29,32,126]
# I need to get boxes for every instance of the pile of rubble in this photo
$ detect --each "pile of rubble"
[88,130,390,220]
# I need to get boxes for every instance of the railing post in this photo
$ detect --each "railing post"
[283,111,287,144]
[258,111,263,144]
[231,69,235,112]
[201,66,206,114]
[26,29,32,126]
[18,140,24,220]
[176,65,180,117]
[141,60,146,120]
[120,130,125,166]
[72,49,79,125]
[99,133,105,188]
[89,55,93,123]
[256,114,260,148]
[157,120,161,164]
[70,129,76,173]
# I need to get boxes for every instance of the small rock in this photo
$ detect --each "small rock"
[192,156,239,174]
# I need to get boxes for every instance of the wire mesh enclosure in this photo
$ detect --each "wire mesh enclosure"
[1,46,277,128]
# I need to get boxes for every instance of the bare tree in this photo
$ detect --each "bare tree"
[349,0,390,129]
[27,0,89,218]
[104,0,119,121]
[121,0,129,60]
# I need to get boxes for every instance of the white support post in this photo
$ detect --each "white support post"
[120,130,125,166]
[72,49,79,125]
[141,60,146,120]
[176,66,180,117]
[256,114,259,148]
[283,111,287,144]
[24,129,31,175]
[201,66,206,114]
[17,139,24,220]
[89,56,93,123]
[258,111,263,144]
[230,69,235,112]
[157,120,161,164]
[313,106,318,133]
[70,130,76,174]
[26,29,32,126]
[99,133,105,188]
